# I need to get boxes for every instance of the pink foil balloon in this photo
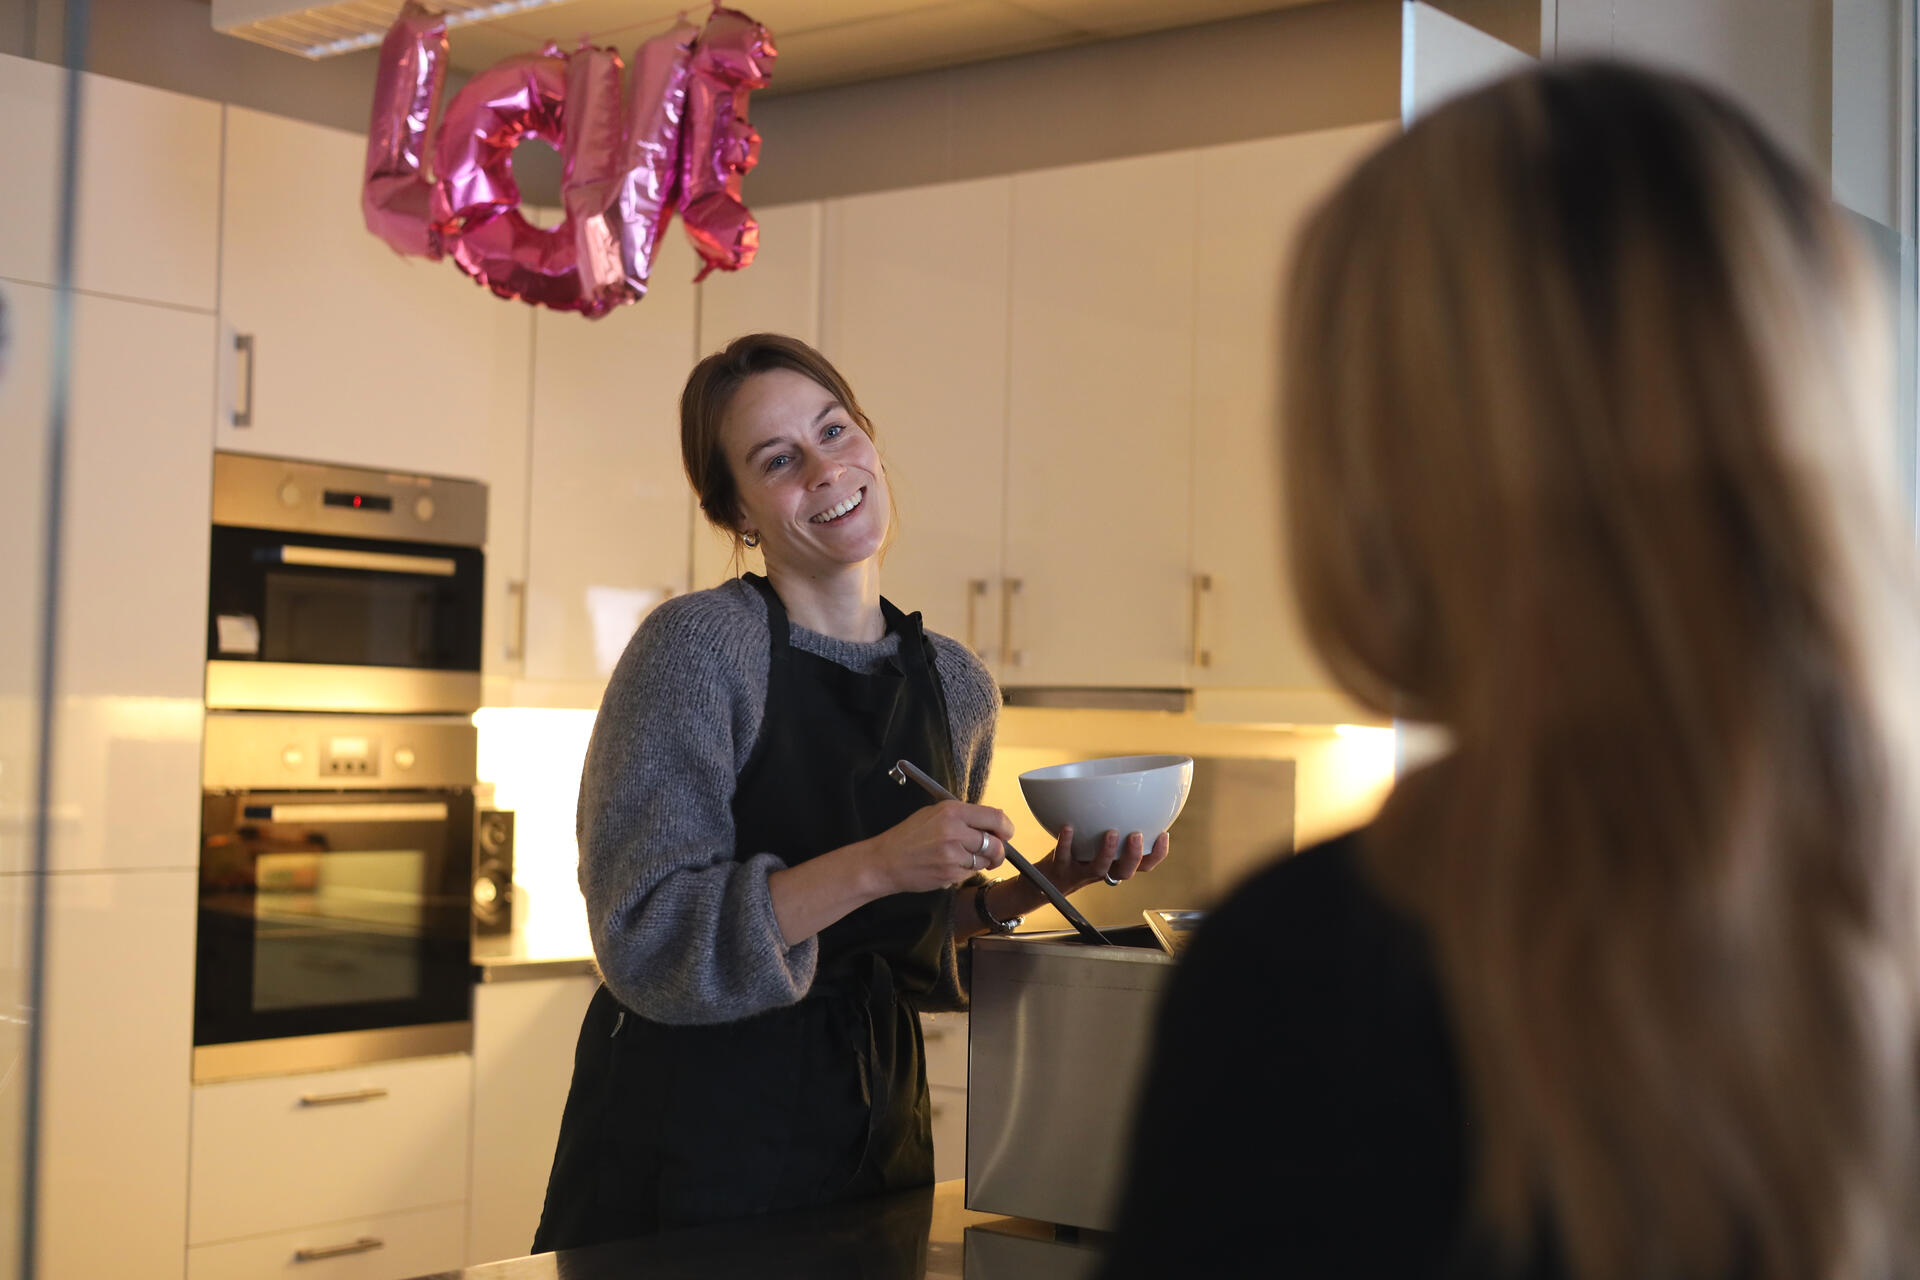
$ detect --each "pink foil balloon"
[362,1,449,260]
[432,42,632,315]
[561,42,634,317]
[618,20,699,298]
[680,9,777,281]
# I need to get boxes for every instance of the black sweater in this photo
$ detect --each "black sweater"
[1097,832,1559,1279]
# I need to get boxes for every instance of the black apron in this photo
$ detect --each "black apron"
[532,575,958,1251]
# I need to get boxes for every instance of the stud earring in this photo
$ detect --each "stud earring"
[742,532,759,548]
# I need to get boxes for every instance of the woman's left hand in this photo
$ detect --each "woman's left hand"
[1038,827,1171,896]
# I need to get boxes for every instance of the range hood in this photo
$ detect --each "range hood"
[211,0,581,59]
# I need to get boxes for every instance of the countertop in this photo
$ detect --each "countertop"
[470,888,598,983]
[410,1181,1103,1279]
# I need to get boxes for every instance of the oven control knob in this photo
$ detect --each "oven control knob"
[394,747,416,770]
[282,746,304,769]
[414,495,435,523]
[278,480,302,508]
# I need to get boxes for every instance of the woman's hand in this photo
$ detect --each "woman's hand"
[1037,826,1172,896]
[862,800,1013,895]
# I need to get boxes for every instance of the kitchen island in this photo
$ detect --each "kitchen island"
[411,1180,1103,1279]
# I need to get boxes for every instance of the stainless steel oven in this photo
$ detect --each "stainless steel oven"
[206,452,486,715]
[194,713,477,1082]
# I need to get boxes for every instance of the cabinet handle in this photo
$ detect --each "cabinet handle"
[999,578,1024,668]
[505,579,527,662]
[964,579,989,656]
[294,1237,384,1263]
[232,333,255,428]
[298,1086,389,1107]
[1191,572,1213,670]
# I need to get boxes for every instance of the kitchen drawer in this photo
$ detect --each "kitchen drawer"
[187,1203,465,1280]
[921,1011,968,1090]
[931,1083,968,1185]
[190,1054,472,1246]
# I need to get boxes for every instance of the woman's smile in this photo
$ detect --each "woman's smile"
[809,487,866,525]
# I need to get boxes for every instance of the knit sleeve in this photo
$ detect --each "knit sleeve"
[913,632,1004,1014]
[576,588,818,1025]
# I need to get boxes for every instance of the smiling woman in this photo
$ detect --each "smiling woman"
[529,333,1171,1252]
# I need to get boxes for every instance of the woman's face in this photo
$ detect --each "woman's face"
[719,367,890,575]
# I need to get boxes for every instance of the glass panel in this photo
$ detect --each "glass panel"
[1,1,88,1274]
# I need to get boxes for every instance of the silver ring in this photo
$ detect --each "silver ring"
[1103,873,1123,886]
[969,852,978,870]
[977,830,991,856]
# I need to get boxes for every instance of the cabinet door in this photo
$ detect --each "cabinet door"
[822,180,1012,665]
[467,975,599,1264]
[1005,152,1197,688]
[690,201,823,589]
[1192,125,1393,699]
[0,54,221,310]
[522,233,698,688]
[218,106,505,480]
[0,285,212,873]
[481,304,535,687]
[21,868,197,1279]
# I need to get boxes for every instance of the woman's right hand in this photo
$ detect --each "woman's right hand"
[863,800,1013,894]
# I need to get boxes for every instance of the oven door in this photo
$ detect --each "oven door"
[194,788,474,1081]
[205,524,484,714]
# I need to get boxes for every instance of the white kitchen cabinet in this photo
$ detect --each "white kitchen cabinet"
[218,106,508,481]
[467,974,598,1264]
[23,868,197,1279]
[188,1203,465,1280]
[0,53,221,310]
[1190,125,1392,716]
[0,285,211,873]
[822,180,1012,663]
[520,233,699,690]
[689,201,823,590]
[920,1011,968,1184]
[480,302,535,689]
[1004,152,1199,688]
[189,1053,472,1248]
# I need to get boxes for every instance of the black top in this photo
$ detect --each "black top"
[1097,832,1562,1279]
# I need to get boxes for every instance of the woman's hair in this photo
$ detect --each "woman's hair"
[679,332,883,558]
[1284,61,1920,1279]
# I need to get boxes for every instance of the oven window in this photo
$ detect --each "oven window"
[264,568,455,669]
[252,849,428,1012]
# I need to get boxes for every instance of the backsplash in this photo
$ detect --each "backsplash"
[474,703,1398,938]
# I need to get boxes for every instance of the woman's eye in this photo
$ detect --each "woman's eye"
[823,423,844,440]
[765,453,790,472]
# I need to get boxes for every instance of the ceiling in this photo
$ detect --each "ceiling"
[446,0,1327,95]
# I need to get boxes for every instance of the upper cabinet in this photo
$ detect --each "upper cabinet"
[1190,124,1392,713]
[1003,152,1198,689]
[689,201,824,589]
[821,178,1012,666]
[217,106,512,481]
[521,233,700,688]
[0,54,220,311]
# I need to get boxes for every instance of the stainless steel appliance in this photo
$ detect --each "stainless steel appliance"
[193,713,478,1082]
[206,452,487,714]
[965,930,1175,1232]
[470,805,515,937]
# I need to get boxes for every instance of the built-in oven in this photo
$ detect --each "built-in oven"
[194,713,477,1083]
[206,452,487,715]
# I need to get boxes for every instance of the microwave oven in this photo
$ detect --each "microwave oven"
[205,452,487,715]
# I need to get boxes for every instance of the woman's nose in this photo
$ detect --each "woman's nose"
[805,454,843,487]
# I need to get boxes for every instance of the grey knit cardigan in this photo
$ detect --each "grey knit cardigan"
[576,577,1001,1026]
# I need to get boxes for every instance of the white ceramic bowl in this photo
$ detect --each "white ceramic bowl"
[1018,754,1195,862]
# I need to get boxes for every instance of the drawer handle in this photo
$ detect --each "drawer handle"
[294,1236,384,1262]
[298,1086,389,1107]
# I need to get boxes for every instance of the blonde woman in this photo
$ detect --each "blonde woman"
[1100,62,1920,1280]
